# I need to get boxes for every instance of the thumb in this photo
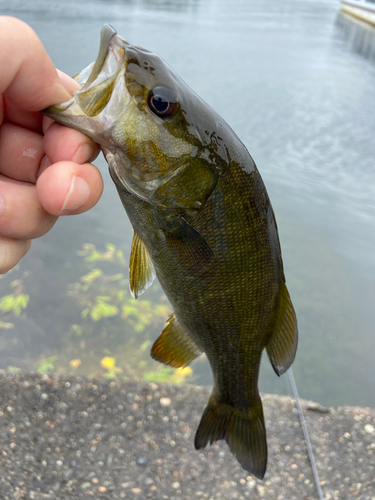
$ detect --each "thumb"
[0,16,71,112]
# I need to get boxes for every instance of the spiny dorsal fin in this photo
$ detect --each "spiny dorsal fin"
[266,282,298,376]
[151,314,202,368]
[194,394,267,479]
[129,231,155,299]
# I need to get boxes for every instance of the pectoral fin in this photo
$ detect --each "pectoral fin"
[129,231,155,299]
[151,314,202,368]
[165,216,214,276]
[266,283,298,376]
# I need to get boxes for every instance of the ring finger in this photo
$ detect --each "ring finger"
[0,175,57,239]
[0,235,31,274]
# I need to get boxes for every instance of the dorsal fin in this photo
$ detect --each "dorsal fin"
[151,314,202,368]
[129,231,155,299]
[266,283,298,376]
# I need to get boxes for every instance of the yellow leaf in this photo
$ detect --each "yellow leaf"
[173,366,193,382]
[70,359,82,369]
[0,321,14,330]
[101,356,116,370]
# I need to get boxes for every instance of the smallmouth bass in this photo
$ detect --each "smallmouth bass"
[44,25,298,479]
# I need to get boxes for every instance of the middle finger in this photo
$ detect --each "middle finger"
[0,121,44,183]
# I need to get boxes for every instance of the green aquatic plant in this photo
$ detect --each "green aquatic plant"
[143,367,174,383]
[0,277,30,317]
[82,296,119,321]
[70,324,83,336]
[0,244,182,386]
[80,269,103,288]
[78,243,126,264]
[0,294,29,316]
[61,243,172,381]
[143,366,193,384]
[140,340,152,352]
[6,366,22,373]
[122,299,170,334]
[37,356,57,374]
[68,243,170,338]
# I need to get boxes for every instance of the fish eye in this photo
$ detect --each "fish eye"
[148,86,178,118]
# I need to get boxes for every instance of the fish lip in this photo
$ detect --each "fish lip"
[45,99,75,114]
[43,24,126,119]
[84,24,118,87]
[43,24,132,146]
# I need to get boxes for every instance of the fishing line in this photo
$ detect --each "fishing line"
[287,368,324,500]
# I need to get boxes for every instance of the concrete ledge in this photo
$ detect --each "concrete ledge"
[0,372,374,499]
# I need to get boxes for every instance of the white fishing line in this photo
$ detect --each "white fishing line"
[288,368,324,500]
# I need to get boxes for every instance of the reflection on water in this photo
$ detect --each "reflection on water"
[336,11,375,61]
[0,0,375,409]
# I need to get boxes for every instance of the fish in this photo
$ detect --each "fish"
[44,24,298,479]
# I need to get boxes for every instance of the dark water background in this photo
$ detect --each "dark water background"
[0,0,375,408]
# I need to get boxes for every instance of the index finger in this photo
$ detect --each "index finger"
[0,16,71,113]
[3,70,81,133]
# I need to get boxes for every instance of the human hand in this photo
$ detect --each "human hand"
[0,16,103,273]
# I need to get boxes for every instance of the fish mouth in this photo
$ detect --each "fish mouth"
[44,24,127,121]
[82,24,118,87]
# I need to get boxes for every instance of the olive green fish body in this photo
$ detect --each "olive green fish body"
[113,157,280,399]
[110,152,291,477]
[44,25,298,479]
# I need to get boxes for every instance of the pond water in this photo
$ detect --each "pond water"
[0,0,375,409]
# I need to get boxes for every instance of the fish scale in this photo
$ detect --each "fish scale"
[44,24,298,479]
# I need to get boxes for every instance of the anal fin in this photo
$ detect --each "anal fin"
[129,231,155,299]
[151,314,201,368]
[266,282,298,376]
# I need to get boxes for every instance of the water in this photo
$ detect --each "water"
[0,0,375,408]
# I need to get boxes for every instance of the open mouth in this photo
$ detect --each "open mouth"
[46,25,125,117]
[81,24,118,88]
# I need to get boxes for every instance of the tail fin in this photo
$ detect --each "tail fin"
[194,394,267,479]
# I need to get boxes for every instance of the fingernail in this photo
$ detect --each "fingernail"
[72,143,92,164]
[0,194,4,217]
[61,176,90,212]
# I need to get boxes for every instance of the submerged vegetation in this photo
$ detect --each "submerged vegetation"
[0,243,195,385]
[0,277,29,317]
